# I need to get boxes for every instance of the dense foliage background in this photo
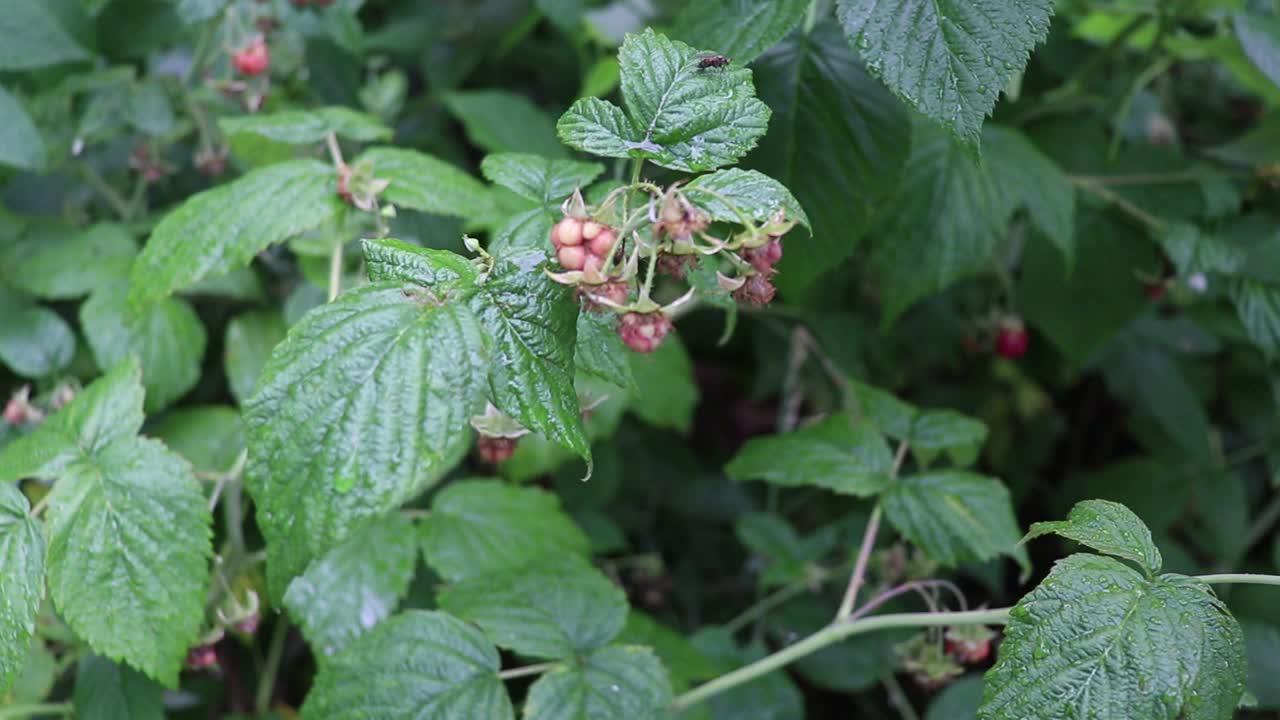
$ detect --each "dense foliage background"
[2,0,1280,718]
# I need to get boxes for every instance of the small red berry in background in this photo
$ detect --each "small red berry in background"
[618,311,673,353]
[995,317,1029,359]
[232,36,270,77]
[186,644,219,670]
[3,397,27,425]
[1145,281,1167,300]
[944,625,996,665]
[477,435,518,464]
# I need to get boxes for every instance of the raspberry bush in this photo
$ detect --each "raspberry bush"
[2,1,1280,719]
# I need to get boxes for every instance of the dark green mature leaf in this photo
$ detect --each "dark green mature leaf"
[148,406,244,474]
[684,168,809,229]
[1025,499,1163,576]
[72,655,164,720]
[618,612,719,690]
[480,153,604,207]
[224,310,286,406]
[0,86,45,171]
[0,0,88,69]
[524,645,673,720]
[471,251,589,467]
[445,91,567,158]
[558,28,771,172]
[130,159,342,302]
[671,0,809,64]
[628,334,698,432]
[355,147,492,219]
[980,555,1247,720]
[1243,620,1280,709]
[419,480,590,582]
[984,126,1075,266]
[1228,278,1280,356]
[0,483,43,696]
[1158,223,1246,277]
[81,285,206,413]
[1100,331,1214,463]
[245,284,488,599]
[836,0,1053,151]
[438,559,628,660]
[301,610,514,720]
[883,471,1025,569]
[926,676,984,720]
[284,514,417,658]
[575,311,635,389]
[693,630,806,720]
[1,223,136,299]
[0,297,75,378]
[1236,13,1280,91]
[218,107,392,145]
[748,20,910,293]
[725,413,894,496]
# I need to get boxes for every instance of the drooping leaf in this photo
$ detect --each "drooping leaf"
[524,645,673,720]
[245,283,488,599]
[129,159,342,302]
[1024,499,1163,576]
[218,107,392,145]
[0,86,46,171]
[558,28,771,172]
[72,654,165,720]
[836,0,1054,151]
[480,153,604,206]
[301,610,514,720]
[0,0,88,69]
[984,126,1075,267]
[224,310,286,405]
[882,471,1025,570]
[0,223,136,299]
[670,0,809,64]
[445,90,567,158]
[0,296,75,379]
[438,559,628,660]
[355,147,492,220]
[980,555,1247,720]
[81,284,207,413]
[725,413,894,496]
[283,513,417,658]
[418,479,590,582]
[684,168,809,229]
[0,483,44,696]
[628,334,698,433]
[747,20,910,293]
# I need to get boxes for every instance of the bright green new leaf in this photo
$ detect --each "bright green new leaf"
[438,559,628,660]
[72,654,165,720]
[245,283,489,599]
[980,555,1247,720]
[0,296,75,379]
[301,610,514,720]
[558,28,770,172]
[224,310,286,405]
[0,0,88,69]
[1024,499,1163,576]
[725,413,894,497]
[283,514,417,658]
[81,284,207,412]
[218,107,392,145]
[129,159,342,302]
[0,86,46,171]
[684,168,809,229]
[524,645,673,720]
[0,223,136,299]
[882,470,1026,570]
[419,479,590,582]
[836,0,1054,152]
[0,483,44,696]
[480,153,604,206]
[445,90,567,158]
[670,0,809,64]
[354,147,492,219]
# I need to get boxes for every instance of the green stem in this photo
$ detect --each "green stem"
[836,503,882,620]
[1057,14,1152,94]
[725,582,812,635]
[328,240,345,302]
[1071,177,1165,231]
[0,703,73,719]
[256,619,289,714]
[802,0,820,34]
[671,608,1011,711]
[882,672,921,720]
[498,661,558,680]
[1197,573,1280,587]
[1242,494,1280,557]
[79,164,132,220]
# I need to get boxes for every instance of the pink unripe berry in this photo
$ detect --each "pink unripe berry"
[581,221,604,241]
[582,253,603,278]
[588,229,616,258]
[744,239,783,273]
[617,312,673,353]
[477,435,518,464]
[552,217,583,247]
[557,245,586,271]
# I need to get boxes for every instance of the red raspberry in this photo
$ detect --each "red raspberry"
[1145,282,1166,300]
[742,239,783,273]
[945,637,991,664]
[477,435,518,464]
[733,274,776,306]
[232,37,270,77]
[551,217,583,248]
[617,312,672,353]
[995,318,1029,359]
[557,245,587,271]
[186,644,218,670]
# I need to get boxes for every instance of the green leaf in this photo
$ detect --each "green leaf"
[418,479,590,582]
[926,676,984,720]
[438,559,628,660]
[836,0,1053,151]
[1024,499,1163,576]
[882,470,1025,570]
[1236,12,1280,92]
[45,435,211,686]
[1242,620,1280,709]
[224,310,286,405]
[908,410,988,468]
[245,283,489,599]
[148,406,244,475]
[557,28,771,172]
[355,147,492,219]
[524,645,673,720]
[736,513,835,587]
[81,285,207,412]
[1228,278,1280,357]
[72,654,165,720]
[851,380,917,440]
[129,159,342,302]
[1,223,136,299]
[218,107,392,145]
[670,0,809,64]
[283,513,417,658]
[1100,330,1214,462]
[617,612,718,690]
[0,483,44,696]
[692,630,805,720]
[0,296,75,379]
[363,238,480,288]
[747,20,910,292]
[984,126,1075,267]
[684,168,809,229]
[725,413,894,497]
[126,81,174,137]
[575,311,635,390]
[445,90,567,158]
[979,555,1247,720]
[1157,222,1246,277]
[301,610,514,720]
[0,0,88,69]
[628,334,698,433]
[0,86,45,171]
[480,153,604,206]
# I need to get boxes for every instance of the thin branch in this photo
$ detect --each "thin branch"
[1197,573,1280,588]
[882,673,921,720]
[328,240,345,302]
[1071,178,1166,231]
[498,662,558,680]
[836,441,909,620]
